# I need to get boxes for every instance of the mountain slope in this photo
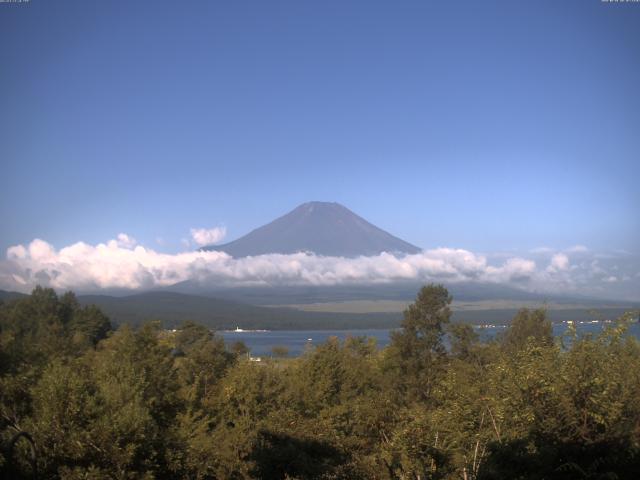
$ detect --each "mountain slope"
[164,280,600,305]
[0,289,28,302]
[2,289,635,330]
[202,201,421,257]
[76,291,400,330]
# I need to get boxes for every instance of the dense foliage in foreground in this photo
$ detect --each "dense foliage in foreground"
[1,286,639,479]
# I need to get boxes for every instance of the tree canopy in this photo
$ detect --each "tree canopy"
[1,285,639,479]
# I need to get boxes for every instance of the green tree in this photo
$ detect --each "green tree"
[448,322,480,361]
[501,308,553,352]
[385,284,452,403]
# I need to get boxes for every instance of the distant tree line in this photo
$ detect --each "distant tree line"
[1,285,639,479]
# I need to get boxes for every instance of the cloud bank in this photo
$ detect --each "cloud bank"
[1,235,638,300]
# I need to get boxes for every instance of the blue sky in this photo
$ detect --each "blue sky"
[1,1,639,298]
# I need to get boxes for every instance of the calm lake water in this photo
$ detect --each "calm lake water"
[220,321,640,357]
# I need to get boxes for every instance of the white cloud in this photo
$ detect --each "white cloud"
[190,227,227,247]
[1,236,637,300]
[7,245,27,260]
[548,253,570,272]
[28,239,56,262]
[566,245,588,253]
[491,258,537,282]
[0,236,542,292]
[113,233,137,249]
[530,246,555,254]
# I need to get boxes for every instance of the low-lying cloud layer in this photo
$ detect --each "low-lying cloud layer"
[1,235,638,301]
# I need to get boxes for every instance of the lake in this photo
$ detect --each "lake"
[220,321,640,357]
